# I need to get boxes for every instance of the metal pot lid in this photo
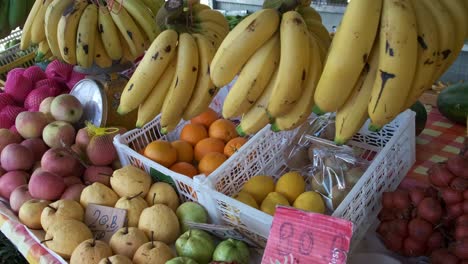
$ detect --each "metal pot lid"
[70,78,108,128]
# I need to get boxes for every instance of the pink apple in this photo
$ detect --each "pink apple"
[39,97,54,117]
[28,170,65,200]
[0,128,22,153]
[0,143,34,171]
[60,183,86,202]
[0,171,29,199]
[9,185,33,212]
[50,94,83,124]
[75,128,91,150]
[41,148,78,177]
[0,166,5,176]
[42,121,76,148]
[63,176,83,187]
[83,166,113,186]
[21,138,48,162]
[15,111,49,139]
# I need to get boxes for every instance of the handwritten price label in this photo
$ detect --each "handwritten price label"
[261,206,353,264]
[84,204,127,242]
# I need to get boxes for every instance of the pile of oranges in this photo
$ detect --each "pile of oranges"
[142,108,248,177]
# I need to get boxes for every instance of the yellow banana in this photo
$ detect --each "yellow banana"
[193,21,229,39]
[137,56,178,128]
[118,32,136,64]
[141,0,164,16]
[118,29,178,114]
[314,0,382,113]
[109,4,146,58]
[121,0,159,42]
[57,0,88,65]
[437,0,467,79]
[193,9,230,32]
[236,68,279,136]
[222,31,280,119]
[402,0,439,110]
[271,35,322,132]
[20,0,42,50]
[183,34,218,120]
[198,32,222,49]
[76,4,98,68]
[303,19,331,47]
[30,0,53,44]
[210,8,280,88]
[98,7,122,61]
[45,0,73,60]
[93,30,112,69]
[309,32,327,64]
[296,5,322,22]
[267,10,310,117]
[368,0,418,131]
[160,33,199,133]
[190,3,210,13]
[335,40,380,145]
[420,0,455,83]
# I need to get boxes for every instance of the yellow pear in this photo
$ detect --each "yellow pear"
[145,182,180,211]
[110,165,152,197]
[70,239,113,264]
[138,204,180,244]
[240,175,275,204]
[80,182,119,208]
[133,241,174,264]
[109,227,148,259]
[260,192,290,216]
[98,255,133,264]
[275,171,305,203]
[233,192,259,209]
[44,219,93,259]
[18,199,50,229]
[293,191,326,214]
[114,195,148,227]
[41,199,84,231]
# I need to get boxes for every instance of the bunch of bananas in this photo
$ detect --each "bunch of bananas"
[210,3,330,136]
[20,0,164,68]
[312,0,468,145]
[0,0,35,39]
[117,2,229,131]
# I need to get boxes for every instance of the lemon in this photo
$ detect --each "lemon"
[293,191,325,214]
[234,192,259,209]
[275,171,306,203]
[260,192,290,216]
[240,175,275,204]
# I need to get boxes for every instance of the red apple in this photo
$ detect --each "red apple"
[9,185,33,212]
[28,171,65,200]
[75,128,90,150]
[0,128,22,153]
[15,111,49,139]
[21,138,48,162]
[0,143,34,171]
[83,166,113,186]
[50,94,83,124]
[63,176,83,187]
[0,171,29,199]
[41,148,78,177]
[60,184,86,202]
[42,121,76,148]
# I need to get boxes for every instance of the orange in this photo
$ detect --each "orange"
[208,119,238,143]
[180,123,208,146]
[170,162,198,178]
[198,152,227,175]
[171,140,194,162]
[194,137,225,161]
[224,137,248,157]
[143,140,177,167]
[191,107,219,128]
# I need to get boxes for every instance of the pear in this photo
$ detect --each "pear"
[41,199,84,231]
[138,204,180,244]
[43,219,93,259]
[69,238,113,264]
[109,226,148,259]
[110,165,151,197]
[19,199,50,229]
[133,237,175,264]
[98,255,133,264]
[114,193,148,227]
[80,182,119,208]
[145,182,180,211]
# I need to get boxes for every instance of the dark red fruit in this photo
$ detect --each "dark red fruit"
[408,218,433,243]
[417,197,442,224]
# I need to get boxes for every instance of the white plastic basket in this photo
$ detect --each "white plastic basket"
[196,110,416,249]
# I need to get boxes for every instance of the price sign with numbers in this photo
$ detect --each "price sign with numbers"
[262,206,353,264]
[84,204,127,242]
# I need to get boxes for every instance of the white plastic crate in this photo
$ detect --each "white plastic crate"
[196,110,416,249]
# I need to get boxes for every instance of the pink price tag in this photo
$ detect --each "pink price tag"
[262,206,353,264]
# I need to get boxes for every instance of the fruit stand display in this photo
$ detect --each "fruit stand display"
[0,0,467,263]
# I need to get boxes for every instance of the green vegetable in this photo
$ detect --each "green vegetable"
[437,82,468,125]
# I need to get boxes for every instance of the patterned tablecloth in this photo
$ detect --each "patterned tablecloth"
[401,106,467,189]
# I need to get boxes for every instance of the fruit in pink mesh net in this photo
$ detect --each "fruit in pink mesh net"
[0,93,14,110]
[50,94,83,124]
[0,112,14,128]
[15,111,49,139]
[4,71,33,103]
[23,66,47,84]
[0,143,34,171]
[45,60,74,82]
[25,86,59,112]
[1,105,26,125]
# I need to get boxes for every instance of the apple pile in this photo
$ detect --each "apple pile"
[377,150,468,263]
[0,60,85,129]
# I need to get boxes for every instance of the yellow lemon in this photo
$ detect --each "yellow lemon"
[293,191,326,214]
[240,175,275,204]
[260,192,290,216]
[275,171,306,203]
[234,192,259,209]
